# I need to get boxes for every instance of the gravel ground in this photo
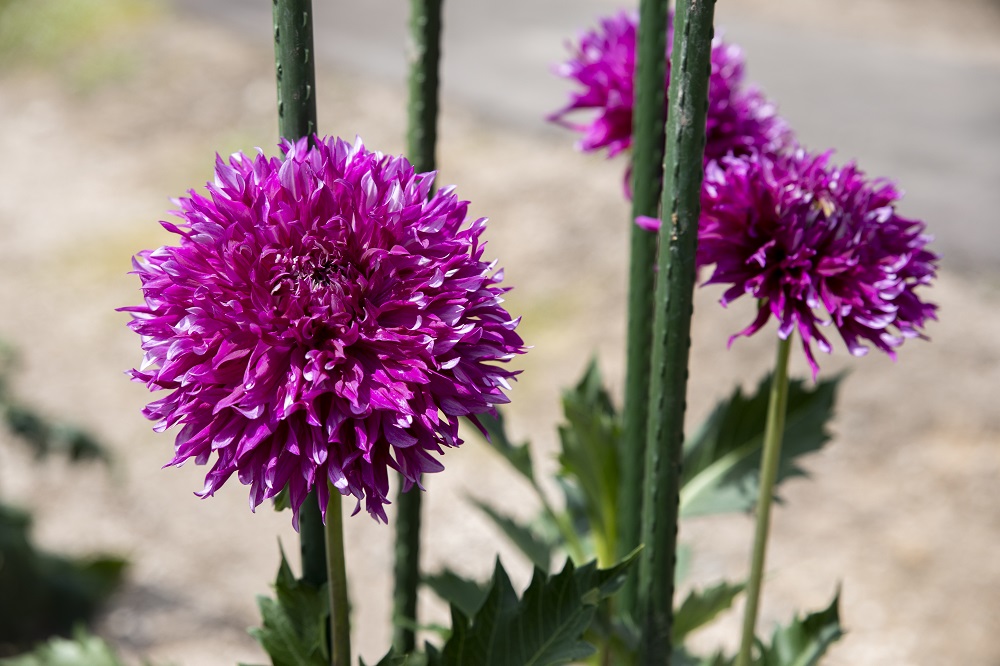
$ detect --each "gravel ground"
[0,3,998,665]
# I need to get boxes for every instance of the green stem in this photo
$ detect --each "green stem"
[273,0,324,588]
[274,0,318,140]
[636,0,716,662]
[393,0,443,653]
[406,0,443,174]
[392,483,422,654]
[325,488,352,666]
[736,337,792,666]
[619,0,670,614]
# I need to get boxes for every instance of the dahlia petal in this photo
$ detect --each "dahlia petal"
[698,150,937,374]
[124,136,525,524]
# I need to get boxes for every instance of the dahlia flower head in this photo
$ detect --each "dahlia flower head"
[698,149,938,376]
[122,136,525,524]
[548,10,792,164]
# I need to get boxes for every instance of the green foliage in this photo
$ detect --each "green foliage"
[0,506,126,656]
[675,591,842,666]
[465,366,841,664]
[555,360,621,564]
[680,374,841,518]
[756,591,842,666]
[0,629,128,666]
[422,569,489,618]
[246,548,330,666]
[429,553,637,666]
[359,649,428,666]
[672,581,746,644]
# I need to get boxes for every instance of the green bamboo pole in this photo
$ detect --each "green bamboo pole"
[618,0,670,616]
[736,337,792,666]
[392,0,443,653]
[325,489,352,666]
[636,0,716,662]
[273,0,324,588]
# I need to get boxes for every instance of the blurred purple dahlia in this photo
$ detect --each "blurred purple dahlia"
[698,150,938,376]
[122,136,525,523]
[548,10,792,165]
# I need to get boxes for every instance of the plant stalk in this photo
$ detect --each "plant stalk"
[618,0,670,614]
[393,0,443,653]
[736,336,793,666]
[325,488,352,666]
[274,0,318,141]
[273,0,324,588]
[636,0,716,662]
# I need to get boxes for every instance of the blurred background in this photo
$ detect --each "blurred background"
[0,0,998,663]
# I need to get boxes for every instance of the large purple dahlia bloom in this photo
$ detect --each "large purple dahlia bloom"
[548,11,791,164]
[698,150,938,376]
[122,136,525,523]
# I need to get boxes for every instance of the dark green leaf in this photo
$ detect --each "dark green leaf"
[572,546,641,603]
[672,580,745,644]
[423,569,489,617]
[248,547,329,666]
[680,374,841,518]
[470,499,553,572]
[758,591,843,666]
[556,360,621,557]
[437,554,638,666]
[358,647,419,666]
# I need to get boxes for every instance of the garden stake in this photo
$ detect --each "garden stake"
[619,0,670,616]
[392,0,444,654]
[637,0,716,661]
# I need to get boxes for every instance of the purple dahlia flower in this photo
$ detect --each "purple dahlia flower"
[122,136,525,523]
[698,150,938,376]
[548,11,792,165]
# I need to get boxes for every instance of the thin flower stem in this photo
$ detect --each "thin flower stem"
[325,488,352,666]
[392,0,443,654]
[618,0,670,614]
[636,0,716,662]
[736,336,793,666]
[273,0,324,588]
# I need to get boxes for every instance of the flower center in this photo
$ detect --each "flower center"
[269,243,362,317]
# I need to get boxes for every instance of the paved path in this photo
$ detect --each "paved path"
[172,0,1000,273]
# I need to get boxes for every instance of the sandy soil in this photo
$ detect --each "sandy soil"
[0,3,998,665]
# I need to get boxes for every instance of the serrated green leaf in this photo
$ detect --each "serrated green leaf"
[672,580,745,644]
[423,568,489,617]
[248,547,329,666]
[572,546,641,603]
[556,360,621,560]
[358,647,415,666]
[440,602,475,666]
[470,499,553,572]
[437,554,639,666]
[759,591,842,666]
[680,374,841,518]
